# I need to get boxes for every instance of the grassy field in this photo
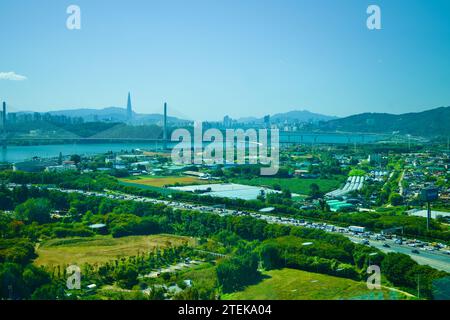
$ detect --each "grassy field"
[120,175,203,188]
[35,234,195,267]
[231,177,343,195]
[142,151,171,157]
[118,181,175,195]
[118,175,209,195]
[222,269,411,300]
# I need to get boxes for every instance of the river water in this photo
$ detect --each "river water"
[0,133,385,163]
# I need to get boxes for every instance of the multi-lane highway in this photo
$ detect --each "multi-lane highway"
[351,237,450,273]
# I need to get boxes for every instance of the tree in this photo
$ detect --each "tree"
[0,263,25,299]
[216,254,260,293]
[148,285,166,300]
[260,243,283,270]
[115,265,139,289]
[15,198,52,224]
[381,253,416,287]
[31,283,67,300]
[0,238,37,265]
[70,154,81,164]
[309,183,321,198]
[22,265,51,295]
[389,193,403,206]
[281,189,292,199]
[173,287,200,300]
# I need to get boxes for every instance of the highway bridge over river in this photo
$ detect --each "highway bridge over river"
[1,131,384,149]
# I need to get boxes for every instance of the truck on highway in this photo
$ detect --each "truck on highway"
[349,226,366,233]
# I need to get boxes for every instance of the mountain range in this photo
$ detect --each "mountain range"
[15,105,450,137]
[319,106,450,137]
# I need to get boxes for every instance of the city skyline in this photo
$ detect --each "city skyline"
[1,0,450,121]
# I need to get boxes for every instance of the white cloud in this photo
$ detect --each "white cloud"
[0,71,27,81]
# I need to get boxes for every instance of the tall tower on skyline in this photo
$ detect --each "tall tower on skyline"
[126,92,133,121]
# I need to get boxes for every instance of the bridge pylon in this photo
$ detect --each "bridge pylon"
[1,101,6,149]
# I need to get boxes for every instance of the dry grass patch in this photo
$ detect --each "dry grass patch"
[120,176,203,188]
[35,234,195,267]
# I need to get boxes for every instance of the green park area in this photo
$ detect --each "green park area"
[222,268,412,300]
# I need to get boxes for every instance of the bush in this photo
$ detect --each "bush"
[216,254,260,293]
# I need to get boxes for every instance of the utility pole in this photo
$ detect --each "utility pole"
[417,274,420,299]
[421,187,438,231]
[8,284,13,300]
[1,101,6,150]
[447,136,449,153]
[163,102,168,150]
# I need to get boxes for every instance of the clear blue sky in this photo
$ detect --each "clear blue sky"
[1,0,449,121]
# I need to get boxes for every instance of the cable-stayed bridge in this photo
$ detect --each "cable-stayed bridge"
[1,98,383,148]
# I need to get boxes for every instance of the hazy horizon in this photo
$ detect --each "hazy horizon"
[8,103,450,122]
[1,0,450,121]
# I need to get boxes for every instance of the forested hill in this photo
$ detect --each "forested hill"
[320,107,450,137]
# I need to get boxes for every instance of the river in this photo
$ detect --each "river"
[0,133,386,163]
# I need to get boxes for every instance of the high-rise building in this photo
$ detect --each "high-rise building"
[264,115,271,128]
[1,101,6,149]
[223,115,231,128]
[2,102,6,133]
[126,92,133,121]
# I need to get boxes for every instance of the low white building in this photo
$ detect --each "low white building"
[45,164,77,173]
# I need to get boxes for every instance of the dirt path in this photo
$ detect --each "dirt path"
[381,285,416,298]
[398,170,405,196]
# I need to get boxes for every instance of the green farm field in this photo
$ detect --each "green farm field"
[231,177,344,195]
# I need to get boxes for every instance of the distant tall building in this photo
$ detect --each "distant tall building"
[2,101,6,133]
[223,115,232,128]
[126,92,133,121]
[264,115,271,128]
[1,101,6,149]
